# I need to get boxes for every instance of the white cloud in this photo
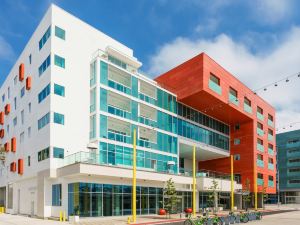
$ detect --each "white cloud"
[0,35,14,60]
[147,27,300,132]
[194,18,219,34]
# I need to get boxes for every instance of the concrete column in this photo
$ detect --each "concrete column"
[37,174,45,218]
[234,194,242,210]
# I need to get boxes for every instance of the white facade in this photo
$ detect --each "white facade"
[0,4,241,218]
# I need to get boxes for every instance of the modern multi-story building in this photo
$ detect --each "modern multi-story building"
[277,130,300,203]
[0,4,276,218]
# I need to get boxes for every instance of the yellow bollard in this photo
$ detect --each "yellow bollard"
[127,217,131,224]
[63,211,66,222]
[59,211,62,222]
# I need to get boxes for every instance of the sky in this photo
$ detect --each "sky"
[0,0,300,132]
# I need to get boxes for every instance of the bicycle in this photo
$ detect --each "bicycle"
[240,211,249,223]
[183,215,206,225]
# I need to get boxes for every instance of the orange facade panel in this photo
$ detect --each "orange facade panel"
[19,63,24,81]
[11,137,16,152]
[18,159,24,175]
[0,129,4,138]
[10,162,16,172]
[26,76,32,90]
[0,111,4,125]
[4,142,10,152]
[5,104,10,115]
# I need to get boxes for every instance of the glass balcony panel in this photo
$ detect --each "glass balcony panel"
[268,180,274,187]
[257,159,264,168]
[268,148,274,155]
[268,163,274,170]
[229,93,239,106]
[268,119,274,127]
[268,134,273,141]
[257,128,264,137]
[244,103,253,114]
[257,178,264,186]
[209,80,222,95]
[257,112,264,121]
[257,143,264,152]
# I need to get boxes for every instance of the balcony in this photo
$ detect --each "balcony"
[257,159,264,168]
[139,127,157,149]
[287,141,300,148]
[287,150,300,158]
[257,112,264,121]
[268,180,274,187]
[257,143,264,152]
[268,148,274,155]
[139,80,157,105]
[257,178,264,186]
[229,93,239,106]
[139,103,157,127]
[108,80,131,95]
[243,103,252,114]
[107,117,132,144]
[268,119,274,127]
[287,160,300,167]
[268,163,274,170]
[139,117,157,127]
[107,91,131,119]
[268,134,274,142]
[209,80,222,95]
[257,128,264,137]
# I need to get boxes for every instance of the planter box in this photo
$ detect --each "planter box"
[69,215,79,223]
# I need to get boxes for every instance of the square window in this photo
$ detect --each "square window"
[54,55,65,68]
[54,112,64,125]
[55,26,65,40]
[54,84,65,97]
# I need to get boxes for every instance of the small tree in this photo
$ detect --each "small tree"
[208,179,219,213]
[163,178,179,218]
[242,178,251,211]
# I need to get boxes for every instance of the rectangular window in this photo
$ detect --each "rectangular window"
[38,147,50,161]
[20,132,24,143]
[28,102,31,113]
[2,94,5,102]
[8,87,10,99]
[39,26,51,50]
[14,76,17,85]
[20,87,25,98]
[28,156,30,167]
[54,55,65,68]
[38,113,50,130]
[257,106,263,114]
[21,110,24,124]
[53,147,64,159]
[13,117,17,126]
[54,112,64,125]
[210,73,220,85]
[39,55,51,76]
[52,184,62,206]
[54,84,65,97]
[28,127,31,138]
[244,97,251,106]
[29,54,32,64]
[55,26,65,40]
[38,84,51,103]
[14,97,17,110]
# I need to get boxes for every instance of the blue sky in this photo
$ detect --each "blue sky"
[1,0,300,130]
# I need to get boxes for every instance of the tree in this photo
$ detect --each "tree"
[163,178,179,218]
[208,179,219,213]
[242,178,251,211]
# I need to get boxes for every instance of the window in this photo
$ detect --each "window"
[38,84,50,103]
[39,26,51,50]
[55,26,65,40]
[20,87,25,98]
[2,94,5,102]
[257,138,263,145]
[234,138,240,145]
[268,114,273,122]
[28,156,31,167]
[21,110,24,124]
[53,147,64,158]
[14,97,17,110]
[257,122,263,130]
[257,173,263,179]
[52,184,62,206]
[234,154,240,160]
[20,132,24,143]
[54,55,65,68]
[210,73,220,85]
[268,158,274,164]
[229,87,238,97]
[54,112,64,125]
[54,84,65,97]
[14,76,17,85]
[257,106,263,114]
[289,168,300,173]
[244,97,251,107]
[28,102,31,113]
[289,179,300,184]
[29,54,32,64]
[39,55,51,76]
[28,127,31,138]
[38,113,50,130]
[38,147,50,161]
[257,154,263,160]
[13,117,17,126]
[6,125,9,134]
[8,87,10,99]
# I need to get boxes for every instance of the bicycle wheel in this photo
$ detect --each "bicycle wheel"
[184,219,194,225]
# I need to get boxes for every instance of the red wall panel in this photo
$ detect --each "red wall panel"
[19,63,24,81]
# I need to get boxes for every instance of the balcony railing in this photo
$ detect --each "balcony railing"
[257,128,264,137]
[108,131,132,144]
[268,148,274,155]
[257,112,264,121]
[257,178,264,186]
[268,180,274,187]
[268,134,274,142]
[139,139,157,149]
[286,142,300,148]
[257,159,264,168]
[287,160,300,167]
[268,163,274,170]
[209,80,222,95]
[287,150,300,157]
[257,143,264,152]
[108,105,131,120]
[268,119,274,127]
[139,93,157,105]
[138,116,157,127]
[229,94,239,106]
[108,79,131,95]
[244,103,252,114]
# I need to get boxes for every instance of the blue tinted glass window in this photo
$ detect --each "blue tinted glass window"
[39,55,51,76]
[52,184,61,206]
[55,26,65,40]
[54,84,65,97]
[54,55,65,68]
[54,112,65,125]
[39,26,51,50]
[38,112,50,130]
[53,147,64,158]
[38,84,50,103]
